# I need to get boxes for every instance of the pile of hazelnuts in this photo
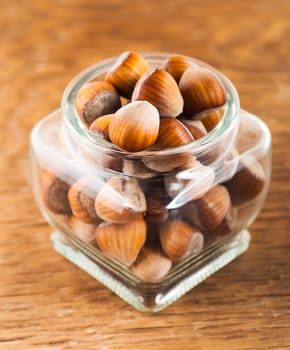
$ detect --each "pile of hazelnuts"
[75,51,226,152]
[40,52,266,283]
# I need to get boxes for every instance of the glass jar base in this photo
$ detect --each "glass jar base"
[50,230,250,312]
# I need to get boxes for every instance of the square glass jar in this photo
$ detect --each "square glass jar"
[30,53,271,312]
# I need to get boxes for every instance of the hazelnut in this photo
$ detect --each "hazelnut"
[132,68,184,117]
[199,108,224,131]
[204,206,237,238]
[197,133,235,166]
[143,153,193,173]
[105,51,149,98]
[224,157,266,205]
[75,81,121,127]
[108,101,160,152]
[122,159,158,179]
[95,176,146,224]
[165,161,215,209]
[161,55,195,83]
[179,67,227,116]
[95,219,146,266]
[41,171,71,215]
[179,119,207,139]
[153,117,194,149]
[68,215,97,243]
[139,176,170,223]
[214,147,240,184]
[159,220,204,261]
[68,177,101,224]
[145,193,169,224]
[89,114,114,141]
[131,247,172,282]
[183,185,231,231]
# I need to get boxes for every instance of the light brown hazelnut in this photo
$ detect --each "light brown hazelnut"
[143,153,193,173]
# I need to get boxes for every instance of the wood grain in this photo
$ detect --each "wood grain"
[1,0,290,349]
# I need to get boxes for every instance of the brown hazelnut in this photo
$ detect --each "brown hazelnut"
[161,55,195,83]
[145,193,169,224]
[95,219,146,266]
[109,101,160,152]
[41,171,71,215]
[199,108,224,131]
[68,177,101,224]
[105,51,149,98]
[183,185,231,231]
[89,114,114,141]
[204,206,237,237]
[75,81,121,127]
[179,119,207,139]
[132,68,184,117]
[165,161,215,209]
[95,176,146,224]
[131,246,172,282]
[159,219,204,261]
[68,215,97,243]
[224,157,266,205]
[179,67,227,116]
[153,117,194,149]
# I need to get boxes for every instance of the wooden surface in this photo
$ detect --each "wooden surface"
[1,0,290,349]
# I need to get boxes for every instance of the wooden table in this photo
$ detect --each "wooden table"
[1,0,290,349]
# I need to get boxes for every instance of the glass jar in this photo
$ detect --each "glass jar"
[30,53,271,312]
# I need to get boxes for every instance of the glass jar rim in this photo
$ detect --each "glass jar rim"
[61,52,240,158]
